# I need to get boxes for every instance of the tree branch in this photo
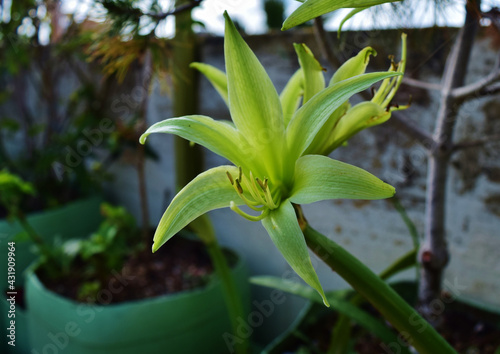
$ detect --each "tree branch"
[451,51,500,100]
[482,7,500,33]
[452,134,500,151]
[313,17,342,69]
[402,77,442,91]
[388,112,435,151]
[146,0,202,20]
[419,0,482,323]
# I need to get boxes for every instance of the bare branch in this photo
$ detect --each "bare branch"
[388,112,435,151]
[146,0,202,20]
[402,77,441,91]
[452,134,500,151]
[480,81,500,96]
[451,52,500,100]
[482,8,500,33]
[418,0,482,322]
[313,17,342,69]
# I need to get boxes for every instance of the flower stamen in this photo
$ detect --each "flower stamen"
[226,168,281,221]
[230,201,269,221]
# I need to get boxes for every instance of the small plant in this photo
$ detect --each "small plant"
[59,203,142,302]
[0,169,142,301]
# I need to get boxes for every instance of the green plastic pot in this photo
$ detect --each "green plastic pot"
[26,250,250,354]
[0,196,104,354]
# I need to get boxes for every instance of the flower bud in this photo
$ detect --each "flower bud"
[326,101,390,152]
[329,47,377,86]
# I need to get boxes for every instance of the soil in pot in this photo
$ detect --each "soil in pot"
[37,235,236,303]
[27,234,248,354]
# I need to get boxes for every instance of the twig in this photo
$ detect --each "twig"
[403,77,442,91]
[313,17,341,69]
[388,112,435,151]
[474,81,500,97]
[137,49,153,241]
[451,52,500,100]
[13,74,35,158]
[452,134,500,151]
[146,0,202,20]
[482,7,500,33]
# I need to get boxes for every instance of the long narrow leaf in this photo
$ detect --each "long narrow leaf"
[251,276,400,344]
[282,0,400,30]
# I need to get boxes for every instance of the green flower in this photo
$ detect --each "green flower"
[140,12,400,305]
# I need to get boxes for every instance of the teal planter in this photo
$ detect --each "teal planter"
[0,196,104,354]
[26,250,250,354]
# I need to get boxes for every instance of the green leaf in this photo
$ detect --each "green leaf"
[282,0,400,30]
[285,71,401,161]
[337,7,369,38]
[224,12,285,179]
[190,62,228,106]
[280,69,304,126]
[261,200,328,306]
[251,276,401,344]
[378,248,417,280]
[290,155,395,204]
[140,115,248,168]
[152,166,242,252]
[293,43,325,104]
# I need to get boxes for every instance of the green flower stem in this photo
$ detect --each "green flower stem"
[303,223,456,354]
[191,215,248,354]
[328,248,417,353]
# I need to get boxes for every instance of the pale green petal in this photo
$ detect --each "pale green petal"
[140,115,248,168]
[290,155,395,204]
[224,12,285,175]
[325,101,390,152]
[280,69,304,127]
[152,166,242,252]
[190,62,228,106]
[262,200,329,306]
[282,0,400,30]
[286,72,401,161]
[302,101,350,156]
[330,47,376,86]
[294,43,325,104]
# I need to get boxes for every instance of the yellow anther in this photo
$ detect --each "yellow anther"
[235,179,244,194]
[256,178,266,192]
